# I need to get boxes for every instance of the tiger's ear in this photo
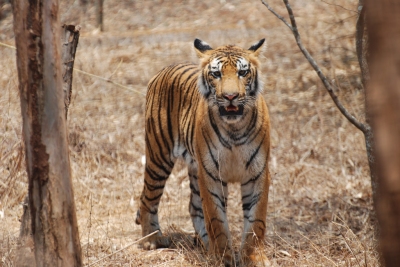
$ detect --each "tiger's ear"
[194,39,213,58]
[248,38,265,57]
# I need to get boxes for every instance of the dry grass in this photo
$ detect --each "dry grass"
[0,0,378,266]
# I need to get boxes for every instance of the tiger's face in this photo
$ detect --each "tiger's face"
[194,39,265,123]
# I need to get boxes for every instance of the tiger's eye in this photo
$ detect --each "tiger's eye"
[212,71,222,78]
[238,70,248,77]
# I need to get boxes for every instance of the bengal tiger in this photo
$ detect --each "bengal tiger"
[136,38,271,266]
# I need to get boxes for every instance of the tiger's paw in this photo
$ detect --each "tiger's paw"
[221,252,235,267]
[141,234,171,250]
[244,253,272,267]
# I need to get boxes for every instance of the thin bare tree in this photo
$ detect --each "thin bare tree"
[260,0,378,205]
[11,1,82,266]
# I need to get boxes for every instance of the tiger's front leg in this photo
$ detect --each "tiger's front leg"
[197,162,233,266]
[239,168,271,266]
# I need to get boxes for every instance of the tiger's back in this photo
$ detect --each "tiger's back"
[145,63,202,164]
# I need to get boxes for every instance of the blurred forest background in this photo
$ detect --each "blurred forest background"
[0,0,377,266]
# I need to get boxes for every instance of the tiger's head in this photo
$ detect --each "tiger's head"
[194,38,265,123]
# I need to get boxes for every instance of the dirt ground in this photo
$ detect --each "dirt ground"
[0,0,378,266]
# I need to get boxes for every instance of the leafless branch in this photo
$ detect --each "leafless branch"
[321,0,358,14]
[260,0,292,30]
[86,230,159,267]
[261,0,369,134]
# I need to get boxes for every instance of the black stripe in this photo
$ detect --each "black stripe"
[145,166,168,181]
[246,218,266,228]
[189,182,201,196]
[201,72,211,98]
[145,140,172,175]
[140,199,157,214]
[190,202,203,212]
[202,128,219,170]
[191,214,205,219]
[208,189,227,210]
[210,217,224,224]
[215,232,228,240]
[144,192,163,202]
[242,193,261,211]
[201,159,227,187]
[208,109,231,149]
[245,136,265,169]
[187,76,200,155]
[241,192,252,201]
[147,117,174,169]
[165,73,175,147]
[144,179,165,191]
[251,70,259,96]
[230,108,259,145]
[187,96,199,155]
[182,77,200,153]
[241,161,267,186]
[244,117,265,146]
[150,222,160,228]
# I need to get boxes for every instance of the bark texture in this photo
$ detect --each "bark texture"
[61,24,80,119]
[365,0,400,266]
[12,1,82,266]
[355,1,378,207]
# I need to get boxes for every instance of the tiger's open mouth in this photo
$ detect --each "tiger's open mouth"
[219,105,244,116]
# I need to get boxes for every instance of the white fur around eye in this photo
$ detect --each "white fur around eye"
[198,74,210,97]
[210,58,222,72]
[236,58,249,71]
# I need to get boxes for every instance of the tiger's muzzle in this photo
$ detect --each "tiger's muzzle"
[218,93,244,117]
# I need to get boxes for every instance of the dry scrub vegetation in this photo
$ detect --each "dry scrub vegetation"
[0,0,378,266]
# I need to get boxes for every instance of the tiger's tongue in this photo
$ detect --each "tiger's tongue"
[225,105,238,112]
[219,105,243,116]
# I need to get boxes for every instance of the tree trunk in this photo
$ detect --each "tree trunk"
[356,0,378,203]
[365,0,400,266]
[12,1,82,266]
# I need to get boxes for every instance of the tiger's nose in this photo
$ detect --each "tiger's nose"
[223,93,239,101]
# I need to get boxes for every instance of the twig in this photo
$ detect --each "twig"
[74,68,146,96]
[260,0,292,30]
[298,232,339,266]
[274,232,302,256]
[341,233,363,267]
[86,193,93,266]
[260,0,369,134]
[0,41,145,96]
[0,42,16,50]
[86,230,159,267]
[108,58,123,79]
[320,0,358,14]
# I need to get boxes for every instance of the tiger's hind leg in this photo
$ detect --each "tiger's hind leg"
[187,166,209,249]
[135,153,175,250]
